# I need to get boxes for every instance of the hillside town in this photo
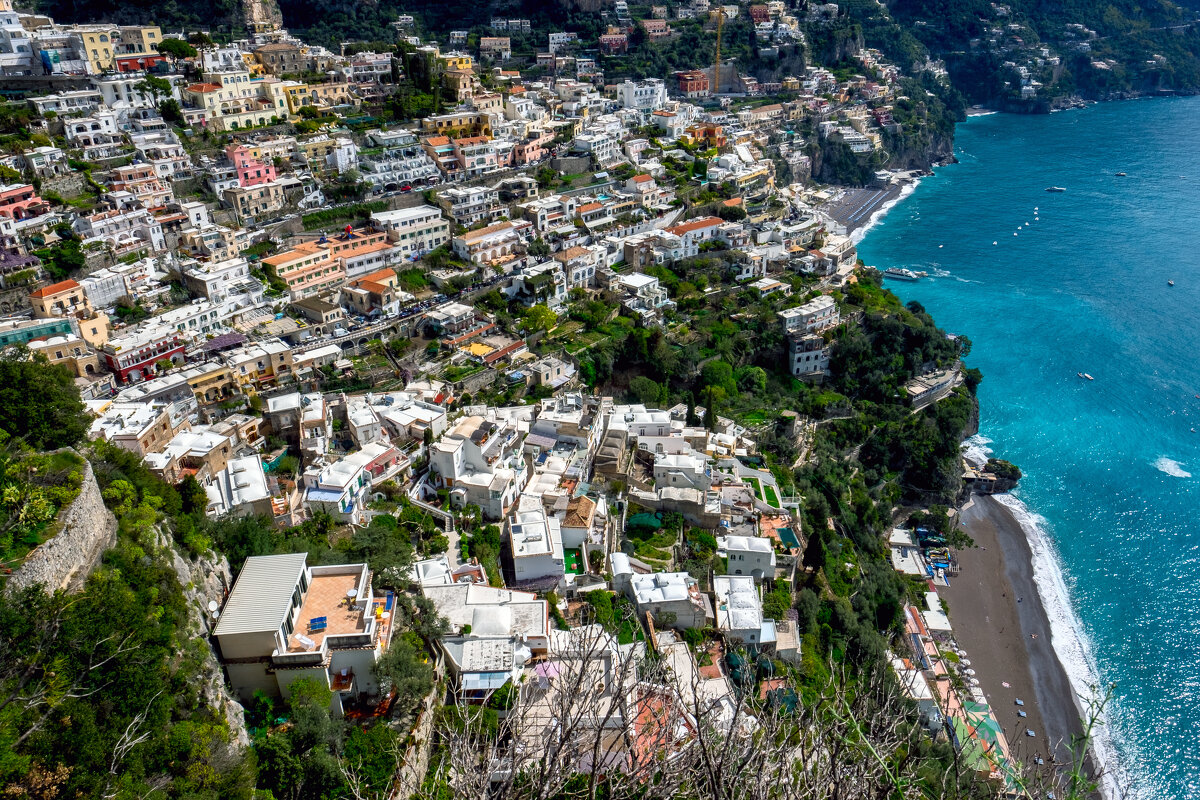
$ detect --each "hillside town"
[0,1,1032,798]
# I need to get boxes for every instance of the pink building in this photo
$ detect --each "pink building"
[225,145,278,187]
[0,184,49,221]
[514,130,554,165]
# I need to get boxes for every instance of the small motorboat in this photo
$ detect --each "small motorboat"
[1116,172,1127,177]
[1083,373,1094,381]
[1169,280,1175,286]
[1045,186,1066,192]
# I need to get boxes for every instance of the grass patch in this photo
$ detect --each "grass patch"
[763,484,780,509]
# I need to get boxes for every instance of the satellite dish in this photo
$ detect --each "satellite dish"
[211,611,220,620]
[208,600,219,612]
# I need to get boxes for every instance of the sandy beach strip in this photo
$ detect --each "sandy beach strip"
[941,495,1086,769]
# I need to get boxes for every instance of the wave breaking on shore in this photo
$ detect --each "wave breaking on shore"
[992,492,1128,800]
[962,436,1128,798]
[851,180,919,244]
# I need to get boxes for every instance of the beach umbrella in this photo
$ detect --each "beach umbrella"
[969,678,981,686]
[964,668,976,676]
[962,659,972,666]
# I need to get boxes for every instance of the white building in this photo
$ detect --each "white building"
[653,450,711,492]
[429,414,525,519]
[205,455,273,518]
[713,574,775,647]
[611,553,711,629]
[213,554,392,716]
[507,494,565,583]
[370,205,451,259]
[617,78,668,111]
[718,535,776,582]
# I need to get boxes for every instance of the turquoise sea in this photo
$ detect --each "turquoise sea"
[857,98,1200,800]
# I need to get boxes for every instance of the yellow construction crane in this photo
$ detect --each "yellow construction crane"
[713,8,723,94]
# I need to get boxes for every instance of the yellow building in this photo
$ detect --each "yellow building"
[76,26,118,73]
[115,26,162,57]
[184,362,239,403]
[439,53,474,71]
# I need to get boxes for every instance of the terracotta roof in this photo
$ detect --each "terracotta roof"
[423,135,451,146]
[460,221,514,242]
[667,216,722,236]
[631,174,653,183]
[563,495,595,529]
[356,268,398,285]
[554,245,591,261]
[186,83,222,93]
[29,279,80,298]
[577,202,603,213]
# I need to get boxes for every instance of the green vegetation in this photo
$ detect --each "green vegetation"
[0,349,89,450]
[33,226,86,281]
[0,445,84,565]
[301,201,388,230]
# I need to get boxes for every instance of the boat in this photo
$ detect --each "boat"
[883,267,921,281]
[1169,280,1175,286]
[1083,373,1094,381]
[1045,186,1066,193]
[1116,172,1127,177]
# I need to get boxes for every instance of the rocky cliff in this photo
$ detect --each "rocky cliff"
[8,458,116,594]
[162,531,251,749]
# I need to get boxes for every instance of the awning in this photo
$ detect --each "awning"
[461,671,511,692]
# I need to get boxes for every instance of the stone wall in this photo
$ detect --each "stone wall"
[41,172,87,199]
[8,458,117,594]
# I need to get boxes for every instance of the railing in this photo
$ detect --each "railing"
[272,638,328,666]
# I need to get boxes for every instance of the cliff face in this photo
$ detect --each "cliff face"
[8,458,116,595]
[164,533,250,749]
[243,0,283,30]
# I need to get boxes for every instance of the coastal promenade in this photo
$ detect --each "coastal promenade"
[943,496,1087,770]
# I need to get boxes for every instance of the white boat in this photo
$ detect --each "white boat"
[884,267,921,281]
[1045,186,1066,193]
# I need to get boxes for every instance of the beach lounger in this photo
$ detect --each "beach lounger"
[296,634,316,651]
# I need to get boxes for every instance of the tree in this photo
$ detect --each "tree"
[187,31,215,47]
[527,237,551,257]
[159,98,183,123]
[0,350,87,449]
[297,104,322,119]
[33,234,86,280]
[374,632,434,715]
[178,474,208,515]
[522,304,558,333]
[628,376,662,406]
[155,38,197,67]
[133,74,172,108]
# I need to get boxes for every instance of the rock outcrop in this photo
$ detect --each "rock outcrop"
[8,459,116,594]
[165,537,251,749]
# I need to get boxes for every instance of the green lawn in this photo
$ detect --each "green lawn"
[763,484,781,509]
[564,548,583,575]
[744,475,764,501]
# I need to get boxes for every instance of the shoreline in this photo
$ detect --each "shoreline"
[946,494,1112,794]
[848,180,918,243]
[944,497,1083,765]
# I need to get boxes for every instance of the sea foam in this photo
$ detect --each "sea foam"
[961,433,993,467]
[851,180,919,244]
[1153,456,1192,478]
[993,493,1129,800]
